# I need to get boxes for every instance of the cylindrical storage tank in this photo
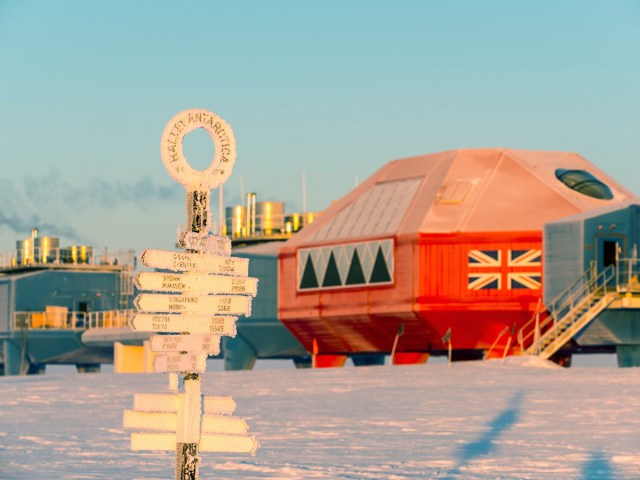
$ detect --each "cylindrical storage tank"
[16,239,30,265]
[34,236,59,264]
[256,201,285,235]
[61,245,94,264]
[226,205,246,238]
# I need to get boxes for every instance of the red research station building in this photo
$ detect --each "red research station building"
[278,148,637,366]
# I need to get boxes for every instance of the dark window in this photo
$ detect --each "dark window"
[555,169,613,200]
[603,241,618,267]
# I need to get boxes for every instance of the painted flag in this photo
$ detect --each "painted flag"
[397,323,405,337]
[467,249,542,290]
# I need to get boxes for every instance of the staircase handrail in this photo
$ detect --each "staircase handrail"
[518,264,614,351]
[529,265,614,356]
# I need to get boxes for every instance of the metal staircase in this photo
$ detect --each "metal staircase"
[520,265,617,359]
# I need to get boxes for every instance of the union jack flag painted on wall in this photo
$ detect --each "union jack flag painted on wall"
[468,249,541,290]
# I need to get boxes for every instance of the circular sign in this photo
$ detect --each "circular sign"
[160,108,237,190]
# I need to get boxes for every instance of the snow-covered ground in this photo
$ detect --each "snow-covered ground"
[1,357,639,479]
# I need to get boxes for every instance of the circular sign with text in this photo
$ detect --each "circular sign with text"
[160,108,237,190]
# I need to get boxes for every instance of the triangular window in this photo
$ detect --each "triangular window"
[369,247,392,283]
[322,252,342,287]
[346,250,366,285]
[299,256,319,289]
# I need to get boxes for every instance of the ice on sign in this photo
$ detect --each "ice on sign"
[140,249,249,276]
[134,293,252,316]
[125,108,259,473]
[132,393,237,415]
[135,271,258,296]
[124,410,249,435]
[149,334,221,355]
[131,432,258,454]
[154,352,207,373]
[129,314,237,335]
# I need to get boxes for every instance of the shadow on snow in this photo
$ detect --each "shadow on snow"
[442,391,524,479]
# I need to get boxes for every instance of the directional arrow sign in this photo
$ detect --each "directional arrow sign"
[179,232,232,256]
[129,314,237,335]
[154,352,207,373]
[134,294,252,315]
[123,411,249,435]
[130,432,258,454]
[135,271,258,296]
[140,249,249,276]
[149,334,221,355]
[133,393,236,415]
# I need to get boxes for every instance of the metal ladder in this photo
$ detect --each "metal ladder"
[520,265,616,359]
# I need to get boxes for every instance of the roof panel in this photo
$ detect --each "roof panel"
[308,177,423,242]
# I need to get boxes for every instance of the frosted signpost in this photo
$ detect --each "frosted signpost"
[123,109,259,480]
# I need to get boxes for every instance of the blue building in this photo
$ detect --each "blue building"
[226,242,309,370]
[0,230,136,375]
[541,202,640,366]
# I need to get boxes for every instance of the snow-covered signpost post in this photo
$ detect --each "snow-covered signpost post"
[123,109,258,479]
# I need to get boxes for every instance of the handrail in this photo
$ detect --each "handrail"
[13,309,135,331]
[0,247,136,271]
[616,257,640,293]
[518,264,615,352]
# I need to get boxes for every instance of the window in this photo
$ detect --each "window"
[555,169,613,200]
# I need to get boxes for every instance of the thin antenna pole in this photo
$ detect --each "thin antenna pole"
[219,184,224,235]
[302,172,307,213]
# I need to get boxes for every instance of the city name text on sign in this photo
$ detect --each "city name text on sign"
[129,314,237,335]
[160,109,236,191]
[154,353,207,373]
[134,294,252,315]
[140,249,249,276]
[134,271,258,296]
[149,334,221,355]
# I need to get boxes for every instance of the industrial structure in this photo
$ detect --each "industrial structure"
[278,148,640,367]
[0,229,137,375]
[223,193,316,247]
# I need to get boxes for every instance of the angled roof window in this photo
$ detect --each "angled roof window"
[555,169,613,200]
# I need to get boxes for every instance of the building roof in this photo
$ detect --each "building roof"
[283,148,637,250]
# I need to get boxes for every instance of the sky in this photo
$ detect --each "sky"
[1,1,639,255]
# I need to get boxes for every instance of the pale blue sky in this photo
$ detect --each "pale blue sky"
[1,0,639,254]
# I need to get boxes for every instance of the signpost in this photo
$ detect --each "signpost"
[140,249,249,275]
[123,108,259,479]
[134,293,252,316]
[149,334,221,355]
[129,314,237,335]
[134,271,258,295]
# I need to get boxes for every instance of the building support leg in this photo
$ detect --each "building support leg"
[223,335,257,371]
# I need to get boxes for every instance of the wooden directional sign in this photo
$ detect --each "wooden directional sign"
[140,249,249,276]
[180,232,232,256]
[154,353,207,373]
[124,411,249,435]
[135,271,258,296]
[133,393,237,415]
[149,334,221,355]
[130,432,258,454]
[129,314,237,335]
[134,294,252,315]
